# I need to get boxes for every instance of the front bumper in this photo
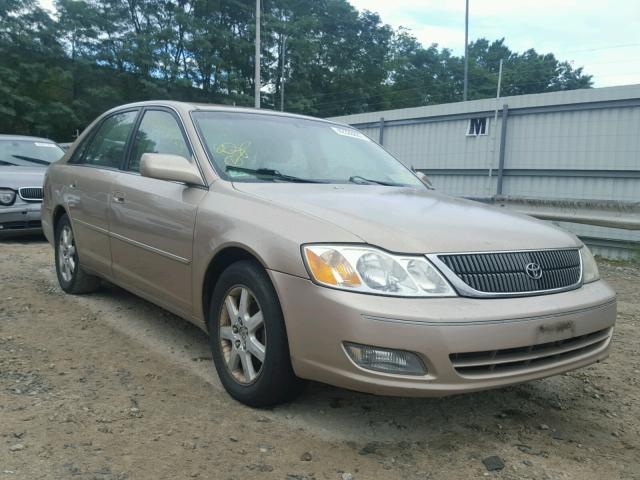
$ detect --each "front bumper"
[0,202,42,236]
[270,271,616,397]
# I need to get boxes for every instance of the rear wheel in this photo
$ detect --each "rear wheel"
[208,260,304,407]
[54,214,101,294]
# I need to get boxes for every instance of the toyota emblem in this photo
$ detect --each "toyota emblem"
[525,262,543,280]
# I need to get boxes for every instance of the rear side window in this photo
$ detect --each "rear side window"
[129,110,191,172]
[80,111,138,169]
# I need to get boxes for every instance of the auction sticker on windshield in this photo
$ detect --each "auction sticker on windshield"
[330,126,370,141]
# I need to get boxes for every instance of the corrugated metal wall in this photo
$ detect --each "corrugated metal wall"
[383,117,500,197]
[330,85,640,260]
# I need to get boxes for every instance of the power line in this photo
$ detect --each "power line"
[555,42,640,55]
[281,50,640,107]
[281,59,640,110]
[305,71,640,114]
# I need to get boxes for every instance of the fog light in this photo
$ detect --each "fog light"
[344,342,426,375]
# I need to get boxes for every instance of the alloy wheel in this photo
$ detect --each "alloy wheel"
[219,286,266,384]
[58,225,76,282]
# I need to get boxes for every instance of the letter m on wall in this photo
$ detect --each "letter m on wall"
[467,117,488,136]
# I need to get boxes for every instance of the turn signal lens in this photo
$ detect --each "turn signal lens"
[304,247,361,288]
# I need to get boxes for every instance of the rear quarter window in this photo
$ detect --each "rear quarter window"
[75,111,138,169]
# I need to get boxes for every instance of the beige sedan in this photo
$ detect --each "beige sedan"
[42,101,616,407]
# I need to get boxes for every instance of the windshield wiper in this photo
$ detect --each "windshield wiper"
[11,155,50,166]
[226,165,325,183]
[348,175,405,187]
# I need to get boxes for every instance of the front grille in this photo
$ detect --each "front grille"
[450,328,611,377]
[438,249,581,295]
[18,187,43,201]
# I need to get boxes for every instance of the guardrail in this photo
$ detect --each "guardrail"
[462,196,640,261]
[466,196,640,231]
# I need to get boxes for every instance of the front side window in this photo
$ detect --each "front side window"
[192,111,423,187]
[0,140,64,167]
[80,111,138,169]
[129,110,191,172]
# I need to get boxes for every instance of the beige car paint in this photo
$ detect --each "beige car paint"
[60,164,120,275]
[109,170,207,317]
[42,101,617,397]
[140,153,205,186]
[229,183,582,253]
[269,270,615,396]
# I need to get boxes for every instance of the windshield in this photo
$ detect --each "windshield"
[0,139,65,166]
[192,111,423,187]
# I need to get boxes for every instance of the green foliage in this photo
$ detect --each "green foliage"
[0,0,593,141]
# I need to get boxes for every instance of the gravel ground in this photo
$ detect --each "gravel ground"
[1,237,639,480]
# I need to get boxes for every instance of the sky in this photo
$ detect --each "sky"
[348,0,640,87]
[38,0,640,88]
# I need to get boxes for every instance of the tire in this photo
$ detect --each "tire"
[208,260,304,407]
[54,213,101,294]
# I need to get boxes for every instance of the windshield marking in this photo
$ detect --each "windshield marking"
[330,126,370,141]
[215,142,250,166]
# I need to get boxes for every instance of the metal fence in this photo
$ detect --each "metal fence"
[329,85,640,260]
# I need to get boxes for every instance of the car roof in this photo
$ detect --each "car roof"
[103,100,348,127]
[0,134,59,144]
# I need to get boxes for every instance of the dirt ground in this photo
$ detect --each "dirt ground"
[1,237,639,480]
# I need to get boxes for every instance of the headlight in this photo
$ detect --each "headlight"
[0,188,16,206]
[302,244,456,297]
[580,246,600,284]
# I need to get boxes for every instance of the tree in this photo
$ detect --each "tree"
[0,0,594,141]
[0,0,78,139]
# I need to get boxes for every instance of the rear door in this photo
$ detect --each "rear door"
[109,108,207,316]
[64,109,139,276]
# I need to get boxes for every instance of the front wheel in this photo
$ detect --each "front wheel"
[208,260,304,407]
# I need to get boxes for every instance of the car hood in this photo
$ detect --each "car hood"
[233,183,581,253]
[1,166,47,189]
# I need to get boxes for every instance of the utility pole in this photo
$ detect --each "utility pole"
[280,35,286,112]
[463,0,469,101]
[496,59,503,100]
[254,0,261,109]
[493,59,503,131]
[489,59,503,194]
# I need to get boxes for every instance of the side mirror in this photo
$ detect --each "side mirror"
[140,153,204,186]
[414,170,435,190]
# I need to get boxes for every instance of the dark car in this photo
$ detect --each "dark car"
[0,135,65,235]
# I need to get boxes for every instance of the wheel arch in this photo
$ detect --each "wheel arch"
[201,245,273,330]
[52,204,69,232]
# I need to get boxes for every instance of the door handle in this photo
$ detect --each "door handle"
[112,191,126,203]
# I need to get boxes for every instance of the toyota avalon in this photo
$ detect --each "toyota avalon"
[41,101,616,407]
